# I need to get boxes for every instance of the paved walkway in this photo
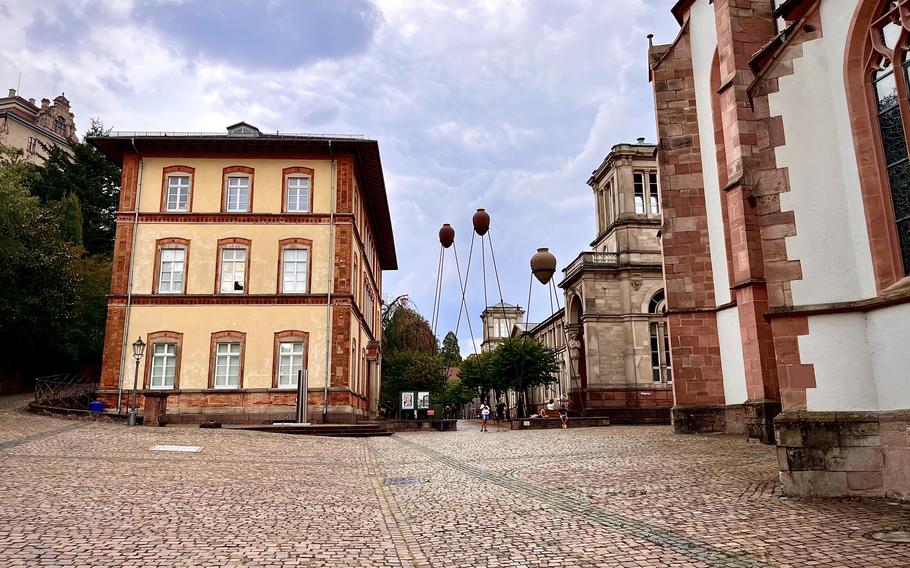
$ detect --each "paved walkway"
[1,394,908,567]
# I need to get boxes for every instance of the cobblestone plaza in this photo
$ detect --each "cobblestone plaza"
[1,395,908,567]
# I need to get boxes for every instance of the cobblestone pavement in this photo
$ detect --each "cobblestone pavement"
[1,394,909,567]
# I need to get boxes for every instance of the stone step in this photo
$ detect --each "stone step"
[224,422,392,437]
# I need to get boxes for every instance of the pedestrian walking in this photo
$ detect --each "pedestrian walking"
[495,398,507,430]
[480,402,490,432]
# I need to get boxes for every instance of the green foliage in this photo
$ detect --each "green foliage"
[57,193,84,246]
[382,306,436,355]
[490,337,559,392]
[0,134,117,383]
[0,145,81,374]
[379,304,444,413]
[28,119,120,254]
[441,379,476,406]
[458,351,497,396]
[379,351,445,412]
[440,331,462,366]
[488,337,560,418]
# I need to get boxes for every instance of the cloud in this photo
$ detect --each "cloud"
[1,0,681,357]
[134,0,382,70]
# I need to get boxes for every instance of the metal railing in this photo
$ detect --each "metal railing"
[562,251,619,279]
[34,373,97,410]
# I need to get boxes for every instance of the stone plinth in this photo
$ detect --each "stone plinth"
[775,410,910,501]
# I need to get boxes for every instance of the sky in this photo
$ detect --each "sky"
[0,0,680,356]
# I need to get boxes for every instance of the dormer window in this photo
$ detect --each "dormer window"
[53,116,66,135]
[226,122,261,137]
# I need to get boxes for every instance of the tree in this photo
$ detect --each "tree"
[382,306,436,355]
[440,331,462,367]
[28,119,121,254]
[0,145,81,379]
[458,351,496,400]
[379,302,443,414]
[441,379,476,407]
[490,337,559,418]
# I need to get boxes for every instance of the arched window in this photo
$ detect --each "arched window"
[868,0,910,275]
[647,289,670,383]
[648,289,666,314]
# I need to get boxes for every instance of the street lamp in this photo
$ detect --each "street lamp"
[128,336,146,426]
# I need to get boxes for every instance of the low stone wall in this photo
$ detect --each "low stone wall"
[584,407,669,425]
[510,417,610,430]
[380,419,457,432]
[775,410,910,501]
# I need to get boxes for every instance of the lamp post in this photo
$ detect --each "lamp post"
[128,336,146,426]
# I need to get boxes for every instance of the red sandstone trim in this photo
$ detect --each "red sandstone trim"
[119,212,352,224]
[142,331,183,390]
[845,0,908,290]
[100,153,140,392]
[334,224,353,295]
[330,305,352,388]
[108,294,351,306]
[335,156,354,214]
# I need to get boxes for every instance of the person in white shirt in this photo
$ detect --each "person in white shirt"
[480,402,490,432]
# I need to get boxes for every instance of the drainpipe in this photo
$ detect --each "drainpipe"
[323,141,335,421]
[116,139,142,414]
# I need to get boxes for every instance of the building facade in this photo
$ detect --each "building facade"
[479,302,524,353]
[89,123,396,424]
[650,0,909,499]
[556,141,673,424]
[0,88,75,163]
[516,311,571,410]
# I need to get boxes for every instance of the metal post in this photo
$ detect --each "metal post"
[127,359,139,426]
[296,369,309,424]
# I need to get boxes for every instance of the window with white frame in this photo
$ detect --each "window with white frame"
[225,176,250,212]
[149,343,177,389]
[157,247,185,293]
[27,137,38,154]
[286,176,311,212]
[282,248,309,293]
[648,290,671,382]
[491,318,511,338]
[166,175,191,212]
[214,342,241,388]
[648,172,660,215]
[633,172,645,214]
[277,341,304,388]
[220,248,247,293]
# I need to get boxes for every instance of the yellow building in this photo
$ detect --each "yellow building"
[0,88,76,163]
[89,123,397,423]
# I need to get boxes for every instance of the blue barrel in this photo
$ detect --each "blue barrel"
[88,401,104,412]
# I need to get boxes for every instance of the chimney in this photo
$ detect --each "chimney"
[40,98,50,109]
[637,137,646,144]
[28,98,35,105]
[7,88,15,97]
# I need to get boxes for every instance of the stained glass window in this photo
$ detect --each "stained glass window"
[871,1,910,275]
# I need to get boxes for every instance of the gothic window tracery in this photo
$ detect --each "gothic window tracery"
[869,0,910,274]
